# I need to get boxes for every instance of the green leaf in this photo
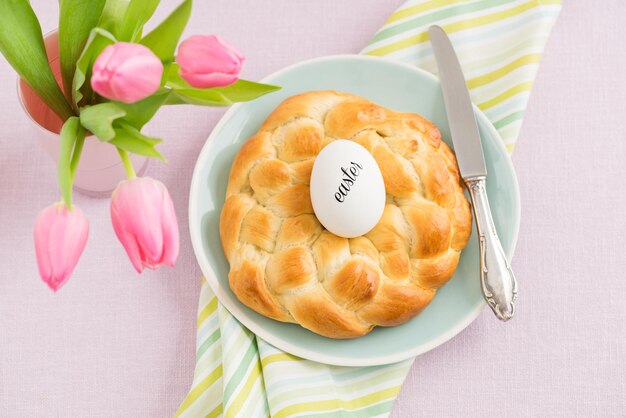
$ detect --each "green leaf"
[58,117,84,208]
[140,0,191,62]
[72,28,117,106]
[79,103,126,141]
[167,79,282,106]
[98,0,130,37]
[211,80,282,102]
[0,0,74,120]
[118,0,161,42]
[108,123,165,161]
[58,0,107,105]
[165,64,282,106]
[166,89,233,106]
[112,88,171,129]
[79,90,170,144]
[164,63,188,88]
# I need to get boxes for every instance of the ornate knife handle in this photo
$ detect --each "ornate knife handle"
[465,177,518,321]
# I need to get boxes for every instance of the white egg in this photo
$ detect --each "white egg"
[310,140,385,238]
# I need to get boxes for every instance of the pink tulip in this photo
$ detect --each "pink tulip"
[110,177,179,273]
[91,42,163,103]
[177,35,245,88]
[34,203,89,292]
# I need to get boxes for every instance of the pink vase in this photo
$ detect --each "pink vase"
[17,31,148,197]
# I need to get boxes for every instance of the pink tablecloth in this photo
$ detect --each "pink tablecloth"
[1,1,625,416]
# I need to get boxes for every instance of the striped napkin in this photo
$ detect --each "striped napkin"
[176,1,561,417]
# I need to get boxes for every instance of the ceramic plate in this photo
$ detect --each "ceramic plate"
[189,55,520,366]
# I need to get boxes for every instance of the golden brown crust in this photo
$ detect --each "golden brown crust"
[266,246,316,293]
[228,261,290,322]
[285,289,373,338]
[219,91,472,338]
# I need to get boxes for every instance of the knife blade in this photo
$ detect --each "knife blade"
[428,25,518,321]
[428,25,486,179]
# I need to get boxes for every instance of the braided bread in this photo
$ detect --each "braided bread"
[220,91,472,339]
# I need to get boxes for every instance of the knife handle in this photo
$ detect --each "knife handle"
[465,176,518,321]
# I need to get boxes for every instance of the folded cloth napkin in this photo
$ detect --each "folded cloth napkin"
[176,1,561,417]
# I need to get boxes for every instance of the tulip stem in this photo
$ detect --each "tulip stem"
[70,130,85,182]
[117,148,136,179]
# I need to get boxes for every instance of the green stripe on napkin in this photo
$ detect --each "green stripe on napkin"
[176,1,560,417]
[363,0,561,152]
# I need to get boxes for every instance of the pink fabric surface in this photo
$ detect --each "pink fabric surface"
[0,1,624,417]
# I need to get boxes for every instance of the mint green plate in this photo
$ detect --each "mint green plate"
[189,55,520,366]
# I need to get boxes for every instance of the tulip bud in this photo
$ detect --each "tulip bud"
[91,42,163,103]
[34,203,89,292]
[110,177,179,273]
[177,35,245,88]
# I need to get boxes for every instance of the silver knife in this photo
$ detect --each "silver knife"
[428,25,517,321]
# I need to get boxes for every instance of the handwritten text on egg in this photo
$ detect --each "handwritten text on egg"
[334,161,364,203]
